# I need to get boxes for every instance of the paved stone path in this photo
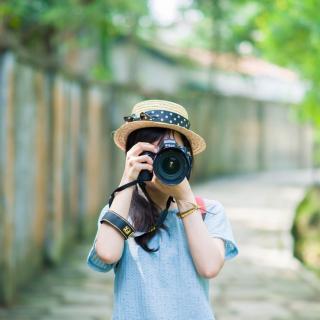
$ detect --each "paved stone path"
[1,169,320,320]
[202,169,320,320]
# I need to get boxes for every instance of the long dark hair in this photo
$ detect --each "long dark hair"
[125,127,194,252]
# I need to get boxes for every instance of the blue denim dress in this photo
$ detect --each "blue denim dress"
[87,198,239,320]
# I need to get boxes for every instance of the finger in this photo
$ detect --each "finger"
[136,154,154,165]
[132,162,153,173]
[128,154,153,167]
[128,142,158,157]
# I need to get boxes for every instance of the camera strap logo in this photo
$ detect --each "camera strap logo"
[122,226,133,236]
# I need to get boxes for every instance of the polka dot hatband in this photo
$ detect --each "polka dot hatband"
[113,100,206,155]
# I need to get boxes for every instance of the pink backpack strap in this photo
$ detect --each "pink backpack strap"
[195,196,206,220]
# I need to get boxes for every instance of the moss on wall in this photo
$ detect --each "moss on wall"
[291,184,320,277]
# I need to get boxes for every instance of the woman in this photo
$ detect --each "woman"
[87,99,239,320]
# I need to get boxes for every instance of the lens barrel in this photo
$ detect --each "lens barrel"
[137,139,192,185]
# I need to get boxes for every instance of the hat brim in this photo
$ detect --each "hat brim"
[113,121,206,155]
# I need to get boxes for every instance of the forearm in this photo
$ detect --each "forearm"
[95,175,134,264]
[176,194,224,278]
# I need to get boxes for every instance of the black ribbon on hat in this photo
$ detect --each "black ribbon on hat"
[123,110,191,129]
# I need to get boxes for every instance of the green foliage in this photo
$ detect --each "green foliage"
[0,0,149,80]
[291,185,320,276]
[187,0,262,54]
[189,0,320,162]
[1,0,148,38]
[254,0,320,129]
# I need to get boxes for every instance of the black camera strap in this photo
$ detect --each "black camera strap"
[108,180,139,207]
[107,179,174,238]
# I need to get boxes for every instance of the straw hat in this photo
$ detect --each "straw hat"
[112,99,206,155]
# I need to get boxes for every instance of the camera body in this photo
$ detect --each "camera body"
[138,138,192,185]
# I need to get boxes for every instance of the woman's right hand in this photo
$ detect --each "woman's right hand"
[122,142,158,182]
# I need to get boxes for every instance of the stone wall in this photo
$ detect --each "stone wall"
[0,52,314,305]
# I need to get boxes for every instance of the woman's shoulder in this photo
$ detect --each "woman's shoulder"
[196,196,224,212]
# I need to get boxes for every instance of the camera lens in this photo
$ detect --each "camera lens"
[162,156,181,175]
[154,149,187,185]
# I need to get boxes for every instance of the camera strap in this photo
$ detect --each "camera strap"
[107,179,174,238]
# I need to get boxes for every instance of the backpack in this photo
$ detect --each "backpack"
[195,196,206,220]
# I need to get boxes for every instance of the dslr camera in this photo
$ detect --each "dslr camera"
[138,138,192,185]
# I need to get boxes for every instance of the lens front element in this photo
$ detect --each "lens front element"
[163,155,181,175]
[154,149,187,185]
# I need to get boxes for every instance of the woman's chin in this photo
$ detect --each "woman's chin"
[145,180,157,190]
[145,177,161,191]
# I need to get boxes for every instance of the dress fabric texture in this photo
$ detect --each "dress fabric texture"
[87,198,239,320]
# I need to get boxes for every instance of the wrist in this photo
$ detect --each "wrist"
[175,193,196,208]
[120,175,135,186]
[177,202,200,219]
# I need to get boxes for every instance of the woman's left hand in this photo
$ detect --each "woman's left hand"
[152,176,194,202]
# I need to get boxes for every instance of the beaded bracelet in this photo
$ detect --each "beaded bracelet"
[176,203,201,219]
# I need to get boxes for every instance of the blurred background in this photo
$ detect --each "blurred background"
[0,0,319,319]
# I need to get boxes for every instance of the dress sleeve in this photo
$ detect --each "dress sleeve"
[86,203,117,273]
[203,199,239,261]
